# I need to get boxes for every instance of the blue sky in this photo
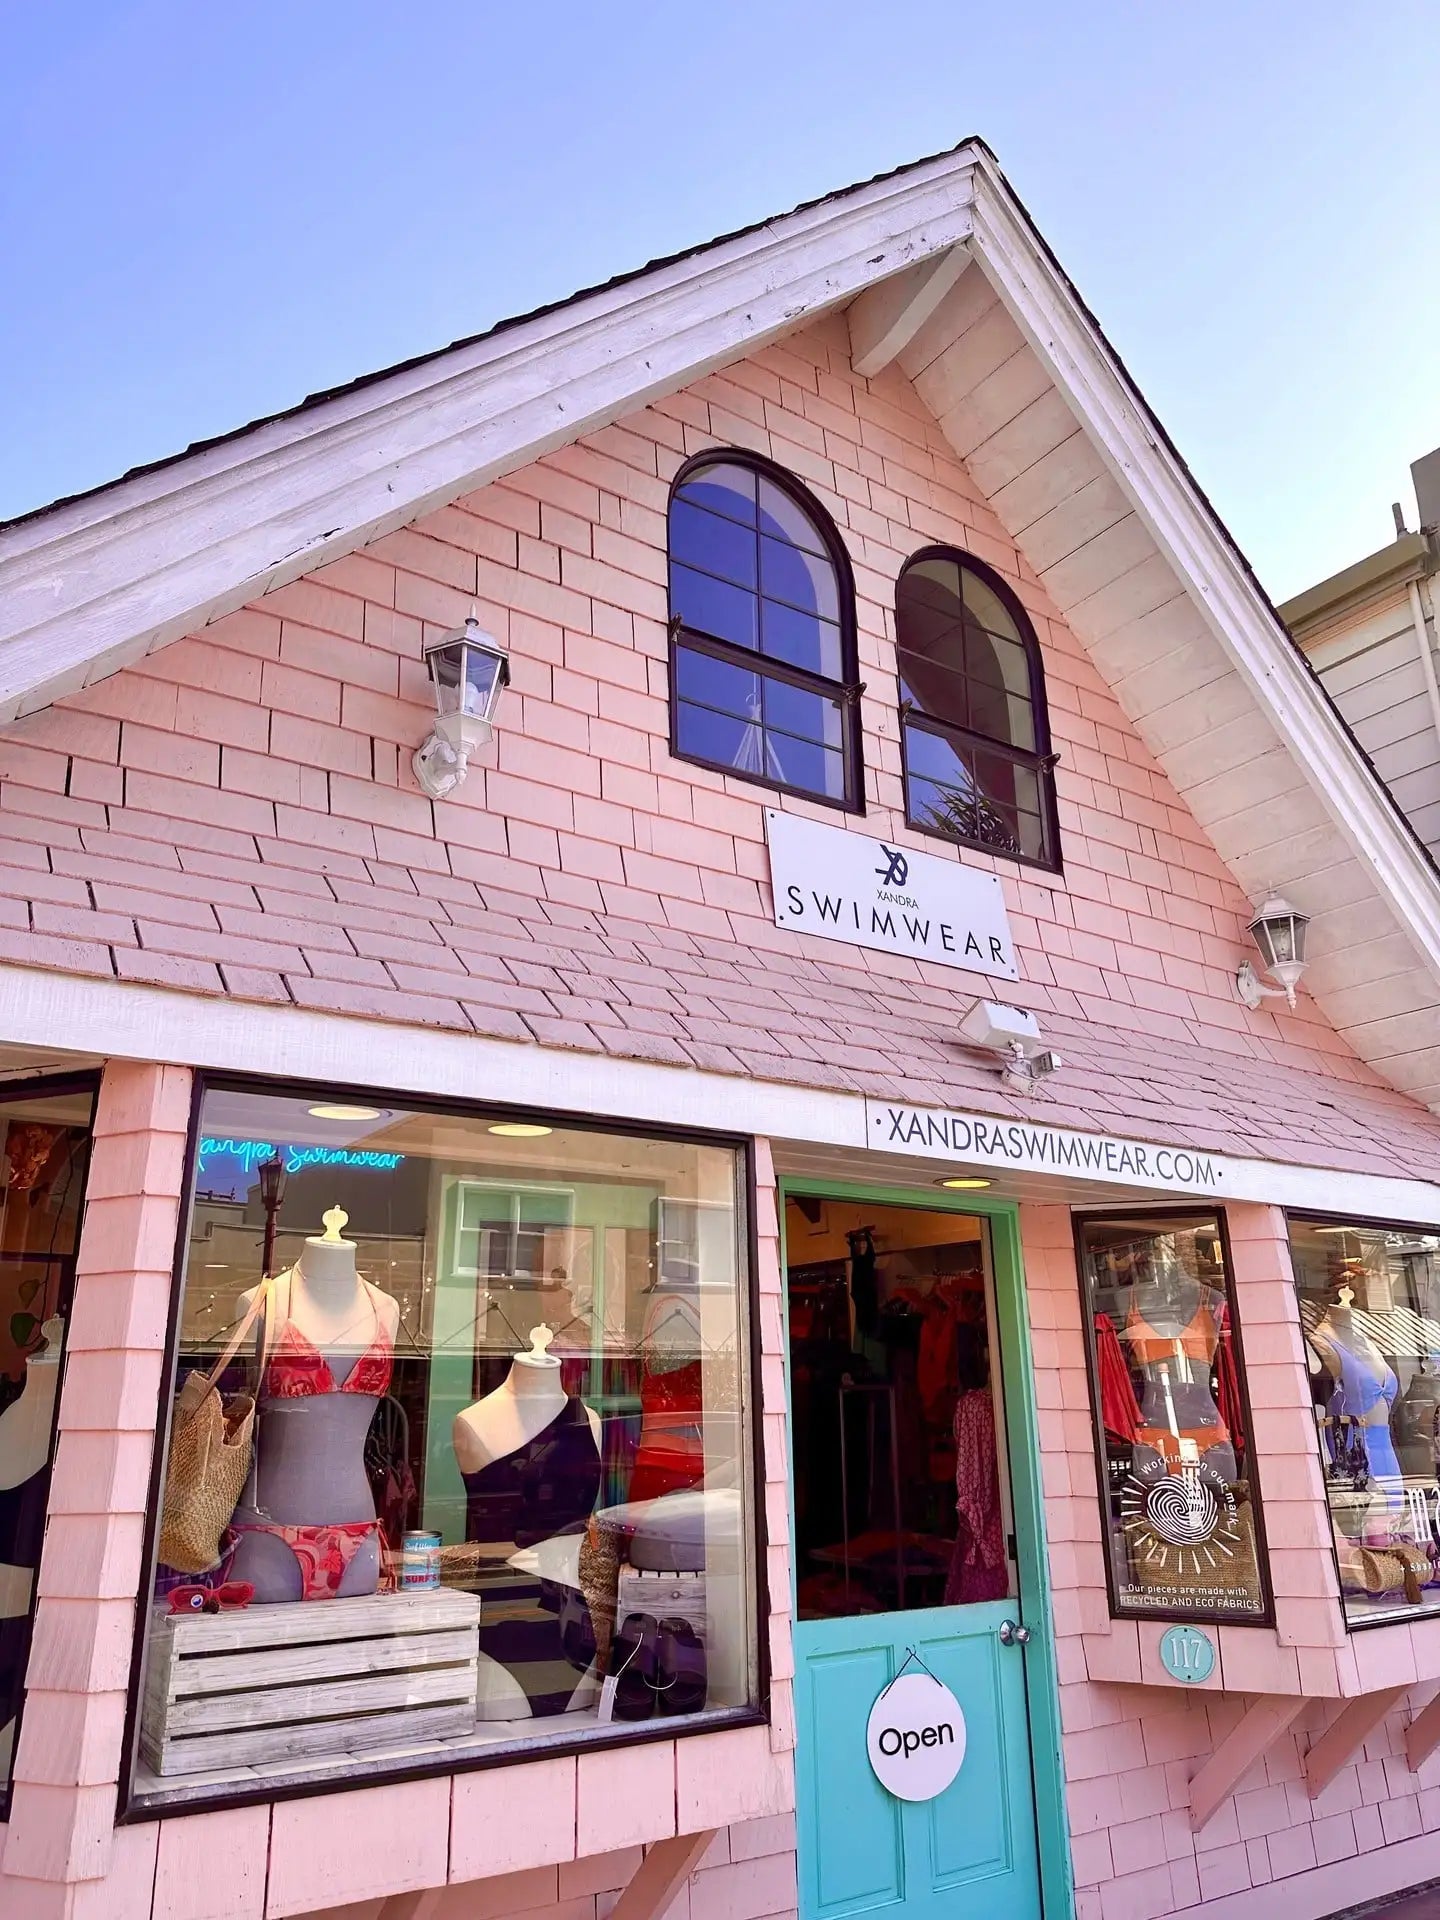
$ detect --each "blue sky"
[4,2,1438,599]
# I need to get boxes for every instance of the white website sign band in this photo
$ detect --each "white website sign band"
[867,1101,1231,1195]
[766,810,1018,979]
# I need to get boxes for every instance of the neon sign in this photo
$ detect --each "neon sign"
[197,1137,405,1178]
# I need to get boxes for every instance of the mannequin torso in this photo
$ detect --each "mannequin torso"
[452,1326,599,1476]
[229,1213,399,1602]
[1126,1272,1235,1482]
[0,1318,64,1497]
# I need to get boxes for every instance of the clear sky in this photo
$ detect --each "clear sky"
[4,1,1439,600]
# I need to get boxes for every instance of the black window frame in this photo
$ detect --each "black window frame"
[895,546,1061,873]
[667,449,865,814]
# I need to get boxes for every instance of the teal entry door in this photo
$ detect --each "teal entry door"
[784,1194,1044,1920]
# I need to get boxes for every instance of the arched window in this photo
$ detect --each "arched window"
[896,548,1059,869]
[668,453,862,809]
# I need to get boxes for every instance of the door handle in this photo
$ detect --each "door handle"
[998,1619,1030,1647]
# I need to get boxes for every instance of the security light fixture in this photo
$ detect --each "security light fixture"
[1236,893,1310,1011]
[960,999,1062,1092]
[412,611,511,801]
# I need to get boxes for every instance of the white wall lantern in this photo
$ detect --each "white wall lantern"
[412,611,511,800]
[1236,893,1310,1010]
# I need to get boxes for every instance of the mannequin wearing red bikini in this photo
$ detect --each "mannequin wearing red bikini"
[1125,1236,1236,1485]
[228,1208,400,1604]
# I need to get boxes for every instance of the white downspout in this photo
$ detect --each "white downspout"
[1407,576,1440,757]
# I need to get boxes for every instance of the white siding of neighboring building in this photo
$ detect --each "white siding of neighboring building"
[1302,583,1440,859]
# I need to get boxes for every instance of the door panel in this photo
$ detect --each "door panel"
[794,1603,1040,1920]
[804,1639,905,1916]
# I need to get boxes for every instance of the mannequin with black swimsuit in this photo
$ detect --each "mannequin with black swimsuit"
[454,1326,602,1716]
[229,1208,399,1604]
[0,1316,64,1764]
[1125,1237,1235,1483]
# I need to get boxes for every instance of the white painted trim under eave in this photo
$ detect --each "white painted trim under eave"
[3,962,1439,1223]
[965,156,1440,974]
[0,156,982,721]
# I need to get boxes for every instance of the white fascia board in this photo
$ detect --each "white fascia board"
[0,156,980,720]
[2,961,1440,1224]
[964,157,1440,973]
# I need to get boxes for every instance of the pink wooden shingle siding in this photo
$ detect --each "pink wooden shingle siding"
[0,313,1434,1178]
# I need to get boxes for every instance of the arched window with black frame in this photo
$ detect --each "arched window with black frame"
[667,452,863,810]
[895,548,1060,870]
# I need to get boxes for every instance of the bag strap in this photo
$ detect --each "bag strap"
[204,1277,271,1390]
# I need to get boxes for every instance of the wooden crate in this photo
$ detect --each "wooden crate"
[141,1589,482,1777]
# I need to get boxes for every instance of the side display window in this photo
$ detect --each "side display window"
[1077,1212,1270,1623]
[1290,1215,1440,1626]
[0,1076,97,1815]
[131,1085,757,1811]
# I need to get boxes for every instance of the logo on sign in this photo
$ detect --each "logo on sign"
[875,845,910,888]
[865,1671,966,1802]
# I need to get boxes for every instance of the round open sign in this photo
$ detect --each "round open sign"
[866,1671,966,1801]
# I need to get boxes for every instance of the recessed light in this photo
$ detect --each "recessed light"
[937,1176,992,1191]
[1313,1225,1361,1235]
[309,1104,382,1121]
[488,1122,553,1139]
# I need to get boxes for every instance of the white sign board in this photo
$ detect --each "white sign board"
[867,1102,1232,1195]
[866,1672,966,1801]
[766,811,1017,979]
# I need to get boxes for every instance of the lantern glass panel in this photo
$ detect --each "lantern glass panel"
[461,648,504,718]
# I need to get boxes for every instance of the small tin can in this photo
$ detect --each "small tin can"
[400,1530,442,1590]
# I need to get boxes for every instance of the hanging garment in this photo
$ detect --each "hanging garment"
[1214,1304,1247,1454]
[1094,1313,1142,1441]
[847,1229,878,1339]
[944,1388,1008,1606]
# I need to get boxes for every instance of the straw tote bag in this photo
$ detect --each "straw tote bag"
[158,1283,269,1574]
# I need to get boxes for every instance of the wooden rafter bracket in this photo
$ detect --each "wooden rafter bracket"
[609,1830,720,1920]
[1305,1687,1409,1801]
[1188,1696,1305,1833]
[1406,1690,1440,1773]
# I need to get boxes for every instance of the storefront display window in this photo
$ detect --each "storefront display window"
[133,1082,756,1809]
[0,1076,96,1814]
[1290,1214,1440,1626]
[1077,1212,1269,1622]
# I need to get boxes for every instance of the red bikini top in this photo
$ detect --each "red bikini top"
[261,1276,394,1400]
[1125,1297,1220,1367]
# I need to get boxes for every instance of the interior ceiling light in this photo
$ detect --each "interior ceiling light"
[937,1176,992,1190]
[488,1122,553,1139]
[308,1104,382,1121]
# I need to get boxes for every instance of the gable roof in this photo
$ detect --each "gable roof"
[4,140,1440,1113]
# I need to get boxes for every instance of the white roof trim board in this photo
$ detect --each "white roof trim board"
[4,141,1440,1108]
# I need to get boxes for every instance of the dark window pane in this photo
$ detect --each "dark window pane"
[669,499,757,589]
[762,600,843,678]
[764,733,845,800]
[909,774,978,842]
[676,702,761,770]
[764,677,843,749]
[965,625,1031,698]
[674,644,761,720]
[674,462,757,525]
[759,536,839,621]
[975,800,1021,854]
[903,725,971,787]
[974,750,1021,811]
[898,647,969,728]
[961,567,1023,642]
[1011,762,1041,815]
[757,477,828,556]
[671,562,758,650]
[1018,811,1047,861]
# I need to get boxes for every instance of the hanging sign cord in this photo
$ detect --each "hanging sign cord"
[878,1646,945,1698]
